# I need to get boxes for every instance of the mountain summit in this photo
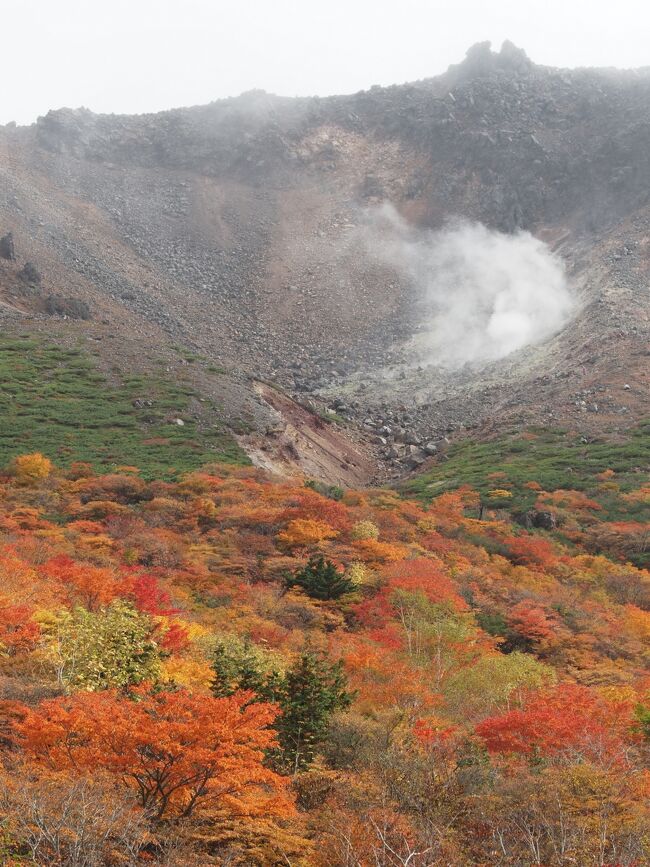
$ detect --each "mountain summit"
[0,46,648,480]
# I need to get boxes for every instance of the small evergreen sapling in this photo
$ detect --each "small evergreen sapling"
[273,650,353,773]
[285,555,355,600]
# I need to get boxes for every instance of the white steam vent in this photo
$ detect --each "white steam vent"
[364,205,575,368]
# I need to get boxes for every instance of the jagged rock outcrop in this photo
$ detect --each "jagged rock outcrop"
[446,40,534,82]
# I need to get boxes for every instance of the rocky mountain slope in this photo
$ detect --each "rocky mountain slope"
[0,41,648,482]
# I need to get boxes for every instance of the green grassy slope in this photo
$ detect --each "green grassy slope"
[402,425,650,522]
[0,335,248,479]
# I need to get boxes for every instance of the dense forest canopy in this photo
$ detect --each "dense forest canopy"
[0,451,648,865]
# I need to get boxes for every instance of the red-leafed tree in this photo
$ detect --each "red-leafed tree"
[129,573,178,616]
[158,620,190,653]
[476,683,636,764]
[0,601,40,655]
[506,599,556,649]
[355,558,468,631]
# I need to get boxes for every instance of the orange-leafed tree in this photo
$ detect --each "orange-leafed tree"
[39,555,123,611]
[280,489,351,532]
[0,599,40,655]
[505,534,557,569]
[16,686,294,822]
[277,518,338,551]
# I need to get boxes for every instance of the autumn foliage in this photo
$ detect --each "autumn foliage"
[0,454,647,865]
[476,683,636,761]
[16,686,291,821]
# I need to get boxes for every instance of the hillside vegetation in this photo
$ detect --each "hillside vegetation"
[0,445,648,865]
[0,335,246,479]
[404,425,650,566]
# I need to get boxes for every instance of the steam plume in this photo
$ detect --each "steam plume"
[364,204,574,368]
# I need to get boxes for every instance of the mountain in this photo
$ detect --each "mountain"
[0,41,648,483]
[1,42,649,867]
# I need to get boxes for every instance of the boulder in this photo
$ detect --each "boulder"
[406,445,426,466]
[519,509,558,531]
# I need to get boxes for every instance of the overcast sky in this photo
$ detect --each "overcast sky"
[2,0,648,125]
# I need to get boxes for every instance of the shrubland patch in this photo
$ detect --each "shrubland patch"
[403,423,650,523]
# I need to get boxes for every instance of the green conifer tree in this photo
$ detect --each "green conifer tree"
[273,650,353,773]
[211,642,353,773]
[285,555,355,600]
[212,642,353,773]
[211,639,274,698]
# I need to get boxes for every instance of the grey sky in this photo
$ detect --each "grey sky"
[2,0,648,125]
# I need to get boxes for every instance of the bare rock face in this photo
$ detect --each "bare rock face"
[446,40,533,83]
[499,40,533,73]
[0,232,15,261]
[457,41,496,78]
